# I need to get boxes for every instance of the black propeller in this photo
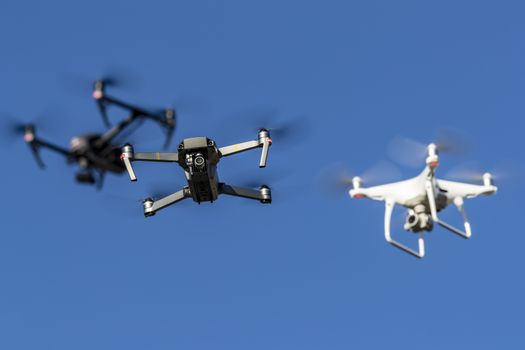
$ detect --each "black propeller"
[217,107,310,147]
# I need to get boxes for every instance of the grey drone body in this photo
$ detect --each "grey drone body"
[121,129,272,217]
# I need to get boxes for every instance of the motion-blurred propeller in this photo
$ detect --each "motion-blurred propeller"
[445,160,522,187]
[388,128,470,168]
[59,67,142,96]
[318,161,402,197]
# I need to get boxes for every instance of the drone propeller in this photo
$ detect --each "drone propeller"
[59,67,142,96]
[1,111,57,141]
[318,161,402,197]
[216,107,310,147]
[388,128,470,168]
[444,160,522,186]
[5,122,47,168]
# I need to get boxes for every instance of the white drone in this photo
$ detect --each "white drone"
[349,143,497,258]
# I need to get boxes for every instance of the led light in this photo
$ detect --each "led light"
[93,90,103,99]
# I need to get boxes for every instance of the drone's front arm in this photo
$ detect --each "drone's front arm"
[219,129,272,168]
[120,144,179,181]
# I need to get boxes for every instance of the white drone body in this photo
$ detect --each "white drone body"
[349,144,497,258]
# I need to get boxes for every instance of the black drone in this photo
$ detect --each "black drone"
[121,129,273,216]
[19,79,175,188]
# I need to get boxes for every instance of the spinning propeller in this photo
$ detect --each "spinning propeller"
[318,161,403,197]
[387,129,469,168]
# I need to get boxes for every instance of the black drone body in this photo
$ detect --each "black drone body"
[21,80,175,188]
[121,129,273,216]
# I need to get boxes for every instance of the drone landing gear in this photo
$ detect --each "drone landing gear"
[384,200,426,259]
[219,183,272,204]
[425,181,472,239]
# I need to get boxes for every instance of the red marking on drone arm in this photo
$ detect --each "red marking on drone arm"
[354,194,365,199]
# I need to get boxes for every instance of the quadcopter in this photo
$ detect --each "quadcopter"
[120,129,273,216]
[349,143,497,258]
[18,79,175,188]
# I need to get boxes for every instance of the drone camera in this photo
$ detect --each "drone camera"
[259,185,272,204]
[404,205,433,232]
[75,171,96,184]
[194,153,206,170]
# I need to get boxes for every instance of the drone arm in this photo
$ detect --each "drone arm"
[95,92,176,148]
[97,113,140,146]
[425,180,471,239]
[33,139,70,156]
[143,188,191,216]
[384,199,425,258]
[24,132,70,168]
[219,130,272,168]
[219,140,260,157]
[219,183,271,203]
[120,145,179,181]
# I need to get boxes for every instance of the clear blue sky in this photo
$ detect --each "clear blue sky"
[1,1,524,349]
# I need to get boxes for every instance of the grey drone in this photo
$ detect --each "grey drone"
[120,129,273,216]
[349,143,497,258]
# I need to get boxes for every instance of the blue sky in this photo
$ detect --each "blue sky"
[1,0,524,349]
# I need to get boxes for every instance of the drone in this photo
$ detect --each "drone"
[120,129,273,216]
[19,79,175,188]
[349,143,497,258]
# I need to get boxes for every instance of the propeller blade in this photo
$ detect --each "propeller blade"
[388,128,470,168]
[59,67,142,96]
[317,161,402,197]
[215,107,310,146]
[445,160,523,185]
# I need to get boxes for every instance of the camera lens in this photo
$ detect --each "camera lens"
[194,154,205,169]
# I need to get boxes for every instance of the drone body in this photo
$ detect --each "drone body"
[121,129,273,216]
[21,80,175,188]
[349,144,497,258]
